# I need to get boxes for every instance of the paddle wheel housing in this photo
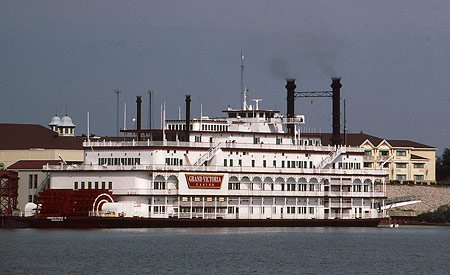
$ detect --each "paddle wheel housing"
[36,189,114,216]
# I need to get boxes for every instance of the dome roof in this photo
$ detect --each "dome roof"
[60,115,76,127]
[49,115,61,126]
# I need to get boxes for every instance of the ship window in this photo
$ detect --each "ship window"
[224,159,227,166]
[108,182,113,190]
[95,182,99,189]
[252,160,255,167]
[263,160,266,167]
[74,182,78,190]
[230,159,233,167]
[281,161,285,168]
[273,160,276,167]
[102,182,106,189]
[238,159,242,166]
[153,206,166,214]
[81,182,85,189]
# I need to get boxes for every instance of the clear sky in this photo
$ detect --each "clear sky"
[1,1,449,153]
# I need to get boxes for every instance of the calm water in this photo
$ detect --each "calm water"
[1,226,450,274]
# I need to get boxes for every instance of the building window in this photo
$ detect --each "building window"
[414,175,424,181]
[238,159,242,166]
[74,182,78,190]
[28,174,38,189]
[396,174,406,181]
[252,160,255,167]
[364,150,372,156]
[414,163,425,169]
[81,182,85,189]
[230,159,233,167]
[396,150,407,156]
[380,150,389,156]
[396,163,407,168]
[108,182,113,189]
[263,160,266,168]
[253,136,260,144]
[224,159,227,167]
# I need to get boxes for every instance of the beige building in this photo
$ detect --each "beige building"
[1,122,85,213]
[302,133,436,184]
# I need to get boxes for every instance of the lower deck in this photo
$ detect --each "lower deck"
[100,195,384,220]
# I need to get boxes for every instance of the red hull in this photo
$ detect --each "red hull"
[1,216,385,229]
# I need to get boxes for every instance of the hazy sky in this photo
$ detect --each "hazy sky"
[1,1,449,153]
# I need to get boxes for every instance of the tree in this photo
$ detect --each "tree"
[436,148,450,183]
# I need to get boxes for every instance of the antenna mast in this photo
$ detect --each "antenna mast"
[114,89,122,136]
[240,52,248,110]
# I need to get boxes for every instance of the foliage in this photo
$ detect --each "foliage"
[417,204,450,223]
[436,148,450,183]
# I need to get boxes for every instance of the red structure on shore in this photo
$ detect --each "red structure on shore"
[0,171,19,216]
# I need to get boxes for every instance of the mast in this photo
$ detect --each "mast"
[240,52,248,110]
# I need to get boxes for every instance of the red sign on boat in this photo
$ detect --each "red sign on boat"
[185,174,224,189]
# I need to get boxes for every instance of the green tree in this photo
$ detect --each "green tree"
[436,148,450,183]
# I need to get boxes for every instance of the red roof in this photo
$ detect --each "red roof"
[8,160,64,170]
[0,124,86,150]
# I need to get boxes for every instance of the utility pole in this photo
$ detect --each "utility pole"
[114,90,121,136]
[148,90,154,129]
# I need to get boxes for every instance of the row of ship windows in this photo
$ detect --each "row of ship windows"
[73,181,113,190]
[224,159,314,169]
[335,162,361,170]
[98,158,141,166]
[151,206,316,215]
[151,197,364,205]
[167,124,193,131]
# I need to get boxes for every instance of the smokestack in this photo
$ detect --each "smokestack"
[185,95,191,141]
[331,78,342,146]
[136,96,142,141]
[285,79,296,135]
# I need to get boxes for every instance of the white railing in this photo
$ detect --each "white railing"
[43,163,387,176]
[83,139,363,154]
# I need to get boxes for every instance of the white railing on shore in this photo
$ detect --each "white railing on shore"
[43,163,387,176]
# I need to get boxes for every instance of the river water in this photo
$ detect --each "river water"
[1,226,449,274]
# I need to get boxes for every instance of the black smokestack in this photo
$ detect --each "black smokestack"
[136,96,142,141]
[331,78,342,146]
[185,95,191,141]
[285,79,296,135]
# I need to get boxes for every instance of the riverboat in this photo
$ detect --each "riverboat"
[2,72,388,228]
